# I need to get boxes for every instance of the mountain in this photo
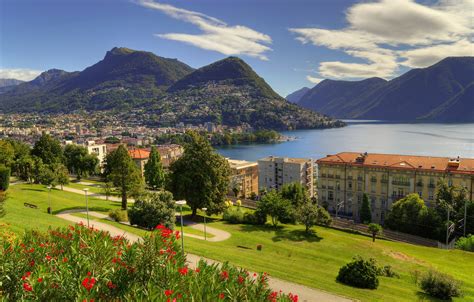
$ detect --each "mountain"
[160,57,342,130]
[298,78,387,117]
[0,48,343,130]
[286,87,310,103]
[296,57,474,122]
[0,78,24,88]
[0,47,194,112]
[0,78,25,94]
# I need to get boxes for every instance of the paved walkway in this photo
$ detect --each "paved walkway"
[55,186,135,204]
[56,212,352,302]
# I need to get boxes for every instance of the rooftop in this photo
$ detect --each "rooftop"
[227,159,258,169]
[317,152,474,174]
[259,156,311,164]
[128,148,150,160]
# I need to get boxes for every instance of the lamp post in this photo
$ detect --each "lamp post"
[175,200,186,257]
[47,185,52,214]
[83,188,90,227]
[202,207,207,241]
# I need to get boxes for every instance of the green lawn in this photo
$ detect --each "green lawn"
[2,183,473,301]
[66,180,119,196]
[1,184,121,234]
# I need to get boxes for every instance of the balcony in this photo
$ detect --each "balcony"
[392,180,410,186]
[327,185,334,190]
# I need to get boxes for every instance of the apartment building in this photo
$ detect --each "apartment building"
[128,144,184,175]
[227,159,259,199]
[258,156,314,197]
[85,141,107,167]
[317,152,474,223]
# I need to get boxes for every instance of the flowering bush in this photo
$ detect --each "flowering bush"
[0,223,298,301]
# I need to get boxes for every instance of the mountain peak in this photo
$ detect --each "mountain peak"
[31,69,69,86]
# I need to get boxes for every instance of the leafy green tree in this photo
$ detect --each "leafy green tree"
[15,156,35,183]
[0,140,14,167]
[0,165,10,191]
[31,133,63,165]
[144,146,166,190]
[128,191,176,229]
[64,145,98,180]
[297,202,319,233]
[168,132,230,216]
[38,165,58,187]
[257,190,292,227]
[31,156,45,184]
[104,145,143,210]
[360,194,372,224]
[368,223,382,242]
[54,164,70,190]
[281,182,309,208]
[102,181,114,201]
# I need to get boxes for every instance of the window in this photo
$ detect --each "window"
[328,191,334,200]
[428,190,434,200]
[348,181,352,189]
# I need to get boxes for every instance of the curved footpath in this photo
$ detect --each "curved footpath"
[56,211,352,302]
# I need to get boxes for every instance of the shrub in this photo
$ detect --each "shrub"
[223,207,244,224]
[336,256,379,289]
[0,223,297,301]
[418,270,462,300]
[378,265,399,278]
[128,191,175,229]
[109,209,128,222]
[455,235,474,252]
[0,165,10,191]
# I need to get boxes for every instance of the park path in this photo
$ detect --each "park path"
[55,185,135,203]
[56,212,352,302]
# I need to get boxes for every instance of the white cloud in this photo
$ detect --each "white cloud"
[306,75,323,84]
[138,0,272,60]
[0,68,42,81]
[290,0,473,80]
[400,39,474,68]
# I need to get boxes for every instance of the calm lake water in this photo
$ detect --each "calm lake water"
[216,121,474,161]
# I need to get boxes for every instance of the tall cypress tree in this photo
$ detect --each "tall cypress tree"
[360,193,372,224]
[144,146,166,190]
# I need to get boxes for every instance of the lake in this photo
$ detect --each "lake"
[216,121,474,161]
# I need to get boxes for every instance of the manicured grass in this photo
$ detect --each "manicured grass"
[66,180,119,196]
[1,184,121,234]
[180,222,474,302]
[2,183,473,301]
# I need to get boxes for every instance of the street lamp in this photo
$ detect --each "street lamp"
[47,185,52,214]
[175,200,187,257]
[202,207,207,241]
[83,188,90,228]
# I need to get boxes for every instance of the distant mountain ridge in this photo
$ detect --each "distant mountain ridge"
[0,47,344,130]
[0,78,24,88]
[286,87,310,103]
[293,57,474,122]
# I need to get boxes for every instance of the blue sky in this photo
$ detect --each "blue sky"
[1,0,472,96]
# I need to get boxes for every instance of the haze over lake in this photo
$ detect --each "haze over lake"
[216,121,474,161]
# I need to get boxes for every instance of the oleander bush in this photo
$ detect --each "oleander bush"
[418,270,462,300]
[108,209,128,222]
[0,223,298,301]
[336,256,379,289]
[455,235,474,252]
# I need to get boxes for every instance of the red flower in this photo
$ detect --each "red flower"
[62,257,68,263]
[220,271,229,280]
[37,277,43,283]
[82,277,96,291]
[45,255,52,261]
[28,248,35,253]
[175,230,181,239]
[164,289,173,296]
[156,224,165,230]
[289,293,298,302]
[23,282,33,292]
[195,268,201,273]
[238,275,244,284]
[178,267,188,276]
[268,291,278,302]
[107,281,117,289]
[22,271,31,280]
[218,293,225,299]
[29,260,35,267]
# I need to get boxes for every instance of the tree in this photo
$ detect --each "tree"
[281,182,309,208]
[168,132,230,216]
[0,140,14,167]
[360,194,372,224]
[31,133,63,165]
[368,223,382,242]
[104,145,143,210]
[102,181,113,201]
[64,145,98,180]
[54,164,70,190]
[297,202,319,233]
[128,191,176,229]
[257,190,292,227]
[144,146,166,190]
[0,165,10,191]
[38,165,58,187]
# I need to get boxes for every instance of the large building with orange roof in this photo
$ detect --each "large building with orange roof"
[316,152,474,223]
